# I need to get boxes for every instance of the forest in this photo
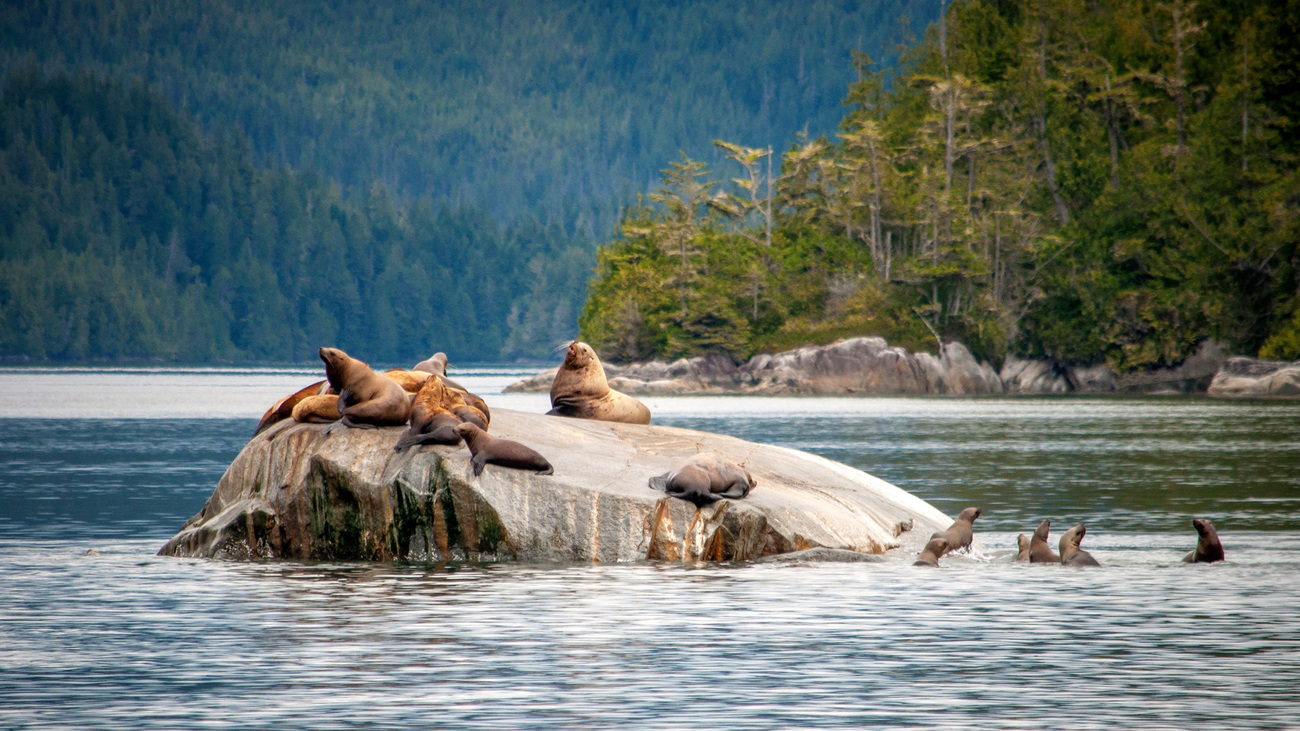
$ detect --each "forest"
[581,0,1300,370]
[0,0,933,363]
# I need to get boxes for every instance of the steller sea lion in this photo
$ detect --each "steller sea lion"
[1015,534,1031,562]
[1060,524,1101,566]
[1183,518,1225,563]
[548,341,651,425]
[648,452,755,508]
[291,393,342,423]
[930,506,980,557]
[413,352,448,377]
[255,379,332,435]
[394,376,463,451]
[319,347,411,430]
[454,422,553,476]
[382,368,433,393]
[1029,519,1061,563]
[913,536,949,567]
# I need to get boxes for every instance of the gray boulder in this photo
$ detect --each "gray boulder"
[1208,357,1300,398]
[159,409,952,563]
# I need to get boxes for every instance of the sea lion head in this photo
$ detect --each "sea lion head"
[414,352,448,376]
[957,506,982,523]
[1033,519,1051,542]
[453,422,482,442]
[563,341,598,370]
[1193,518,1215,538]
[551,340,609,401]
[319,347,359,391]
[1060,523,1086,552]
[1017,534,1030,552]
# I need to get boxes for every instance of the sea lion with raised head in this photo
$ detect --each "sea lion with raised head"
[319,347,411,429]
[1029,519,1061,563]
[1183,518,1225,563]
[413,352,448,376]
[1015,534,1031,562]
[913,536,949,567]
[648,452,755,508]
[1060,524,1101,566]
[548,341,651,425]
[394,376,463,451]
[930,506,981,556]
[255,380,332,435]
[454,422,553,476]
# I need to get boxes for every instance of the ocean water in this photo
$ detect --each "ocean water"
[2,366,1299,729]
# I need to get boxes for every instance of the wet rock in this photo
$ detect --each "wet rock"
[1208,357,1300,398]
[159,409,952,563]
[752,547,886,564]
[1114,340,1227,394]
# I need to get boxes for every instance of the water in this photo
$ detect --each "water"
[2,367,1299,729]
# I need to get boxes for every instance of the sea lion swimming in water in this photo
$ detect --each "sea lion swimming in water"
[1029,519,1061,563]
[930,506,981,557]
[454,422,553,476]
[254,379,332,435]
[648,452,755,508]
[393,375,464,451]
[548,341,651,425]
[1060,523,1101,566]
[913,536,949,567]
[319,347,411,430]
[1015,534,1031,562]
[1183,518,1225,563]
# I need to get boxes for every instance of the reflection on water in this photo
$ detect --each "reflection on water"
[1,368,1299,728]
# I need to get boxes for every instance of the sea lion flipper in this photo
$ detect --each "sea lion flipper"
[648,473,670,492]
[470,452,487,476]
[1182,550,1195,563]
[536,465,554,476]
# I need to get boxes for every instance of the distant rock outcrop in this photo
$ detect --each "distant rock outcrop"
[158,409,952,563]
[1207,357,1300,398]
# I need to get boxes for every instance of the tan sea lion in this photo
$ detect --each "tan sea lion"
[913,536,949,567]
[319,347,411,429]
[930,506,981,557]
[1183,518,1225,563]
[449,387,491,426]
[1060,524,1101,566]
[394,376,463,451]
[254,379,331,435]
[548,341,651,425]
[1029,519,1061,563]
[413,352,448,376]
[291,393,342,423]
[648,452,755,508]
[382,368,433,393]
[454,422,553,476]
[1015,534,1031,562]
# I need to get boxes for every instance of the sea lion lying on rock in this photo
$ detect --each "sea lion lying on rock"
[413,352,448,376]
[1060,523,1101,566]
[254,380,332,435]
[1183,518,1225,563]
[454,422,553,476]
[394,375,464,451]
[930,506,980,556]
[319,347,411,430]
[382,368,433,393]
[1015,534,1031,562]
[549,341,651,425]
[648,452,755,508]
[1029,519,1061,563]
[291,393,343,424]
[913,537,949,567]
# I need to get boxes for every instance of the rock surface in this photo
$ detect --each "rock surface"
[1207,357,1300,398]
[159,409,953,563]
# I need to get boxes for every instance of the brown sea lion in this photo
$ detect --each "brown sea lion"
[1183,518,1225,563]
[413,352,448,376]
[913,536,949,567]
[548,341,651,425]
[254,379,331,435]
[319,347,411,430]
[648,452,755,508]
[930,506,981,557]
[454,422,553,476]
[382,368,433,393]
[449,387,491,426]
[1015,534,1031,562]
[1029,519,1061,563]
[1060,524,1101,567]
[291,393,342,423]
[394,376,463,451]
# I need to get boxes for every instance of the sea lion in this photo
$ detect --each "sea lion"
[319,347,411,429]
[394,376,463,451]
[382,368,433,393]
[1015,534,1031,562]
[1183,518,1225,563]
[450,387,491,426]
[548,341,651,425]
[1029,519,1061,563]
[647,452,755,508]
[913,536,949,567]
[454,422,553,476]
[413,352,448,376]
[930,506,981,556]
[1060,524,1101,566]
[254,379,331,435]
[291,393,342,423]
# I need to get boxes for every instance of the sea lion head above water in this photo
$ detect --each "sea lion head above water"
[930,506,981,557]
[1015,534,1031,562]
[1029,519,1061,563]
[1059,523,1101,567]
[1184,518,1225,563]
[913,536,949,567]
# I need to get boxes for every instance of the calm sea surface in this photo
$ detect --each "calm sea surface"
[2,366,1299,729]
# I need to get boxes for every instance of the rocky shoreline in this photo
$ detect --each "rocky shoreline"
[505,337,1300,399]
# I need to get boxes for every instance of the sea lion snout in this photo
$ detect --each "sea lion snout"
[1193,518,1208,536]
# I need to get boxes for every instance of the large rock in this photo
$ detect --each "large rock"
[1208,357,1300,398]
[159,409,952,563]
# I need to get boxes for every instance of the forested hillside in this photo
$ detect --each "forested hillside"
[581,0,1300,370]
